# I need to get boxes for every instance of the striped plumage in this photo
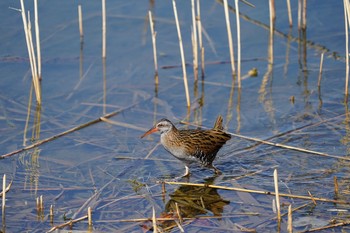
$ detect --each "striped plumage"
[141,115,231,177]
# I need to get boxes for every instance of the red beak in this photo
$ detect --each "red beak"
[140,127,158,138]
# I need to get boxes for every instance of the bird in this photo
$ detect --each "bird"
[141,115,231,177]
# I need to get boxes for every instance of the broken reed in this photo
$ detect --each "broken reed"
[20,0,42,104]
[172,0,190,107]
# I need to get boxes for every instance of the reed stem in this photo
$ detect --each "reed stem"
[148,11,159,81]
[191,0,198,80]
[273,169,281,221]
[286,0,292,27]
[102,0,106,58]
[235,0,241,88]
[34,0,41,81]
[172,0,190,107]
[317,52,324,88]
[78,5,84,38]
[223,0,236,77]
[344,0,350,98]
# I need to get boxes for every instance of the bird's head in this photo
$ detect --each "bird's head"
[140,119,174,138]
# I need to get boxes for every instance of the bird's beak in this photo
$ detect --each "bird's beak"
[140,127,158,138]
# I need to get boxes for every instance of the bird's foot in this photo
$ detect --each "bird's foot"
[210,165,222,176]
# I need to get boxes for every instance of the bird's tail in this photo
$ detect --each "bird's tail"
[213,115,224,130]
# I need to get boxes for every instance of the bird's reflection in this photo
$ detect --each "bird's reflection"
[157,176,230,231]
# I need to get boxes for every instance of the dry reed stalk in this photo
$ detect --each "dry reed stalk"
[164,181,350,205]
[0,102,140,159]
[344,0,350,98]
[191,0,198,80]
[299,220,350,233]
[287,205,292,232]
[88,207,92,226]
[196,0,204,77]
[273,169,281,222]
[102,0,106,58]
[40,195,43,211]
[20,0,41,104]
[2,174,6,223]
[148,11,158,82]
[201,47,205,77]
[270,0,275,22]
[78,5,84,38]
[269,0,274,53]
[28,12,40,102]
[223,0,236,77]
[302,0,307,30]
[47,215,88,233]
[334,176,339,196]
[36,197,40,213]
[152,207,157,233]
[235,0,241,88]
[286,0,292,27]
[50,204,54,223]
[172,0,190,107]
[34,0,41,80]
[298,0,302,30]
[175,202,183,224]
[317,52,324,87]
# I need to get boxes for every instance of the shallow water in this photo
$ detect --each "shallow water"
[1,0,350,232]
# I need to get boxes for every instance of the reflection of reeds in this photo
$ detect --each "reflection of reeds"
[172,0,190,107]
[20,0,41,104]
[223,0,236,77]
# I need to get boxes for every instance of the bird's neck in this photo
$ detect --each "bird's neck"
[161,126,179,142]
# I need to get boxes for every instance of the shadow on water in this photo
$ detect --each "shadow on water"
[142,176,230,232]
